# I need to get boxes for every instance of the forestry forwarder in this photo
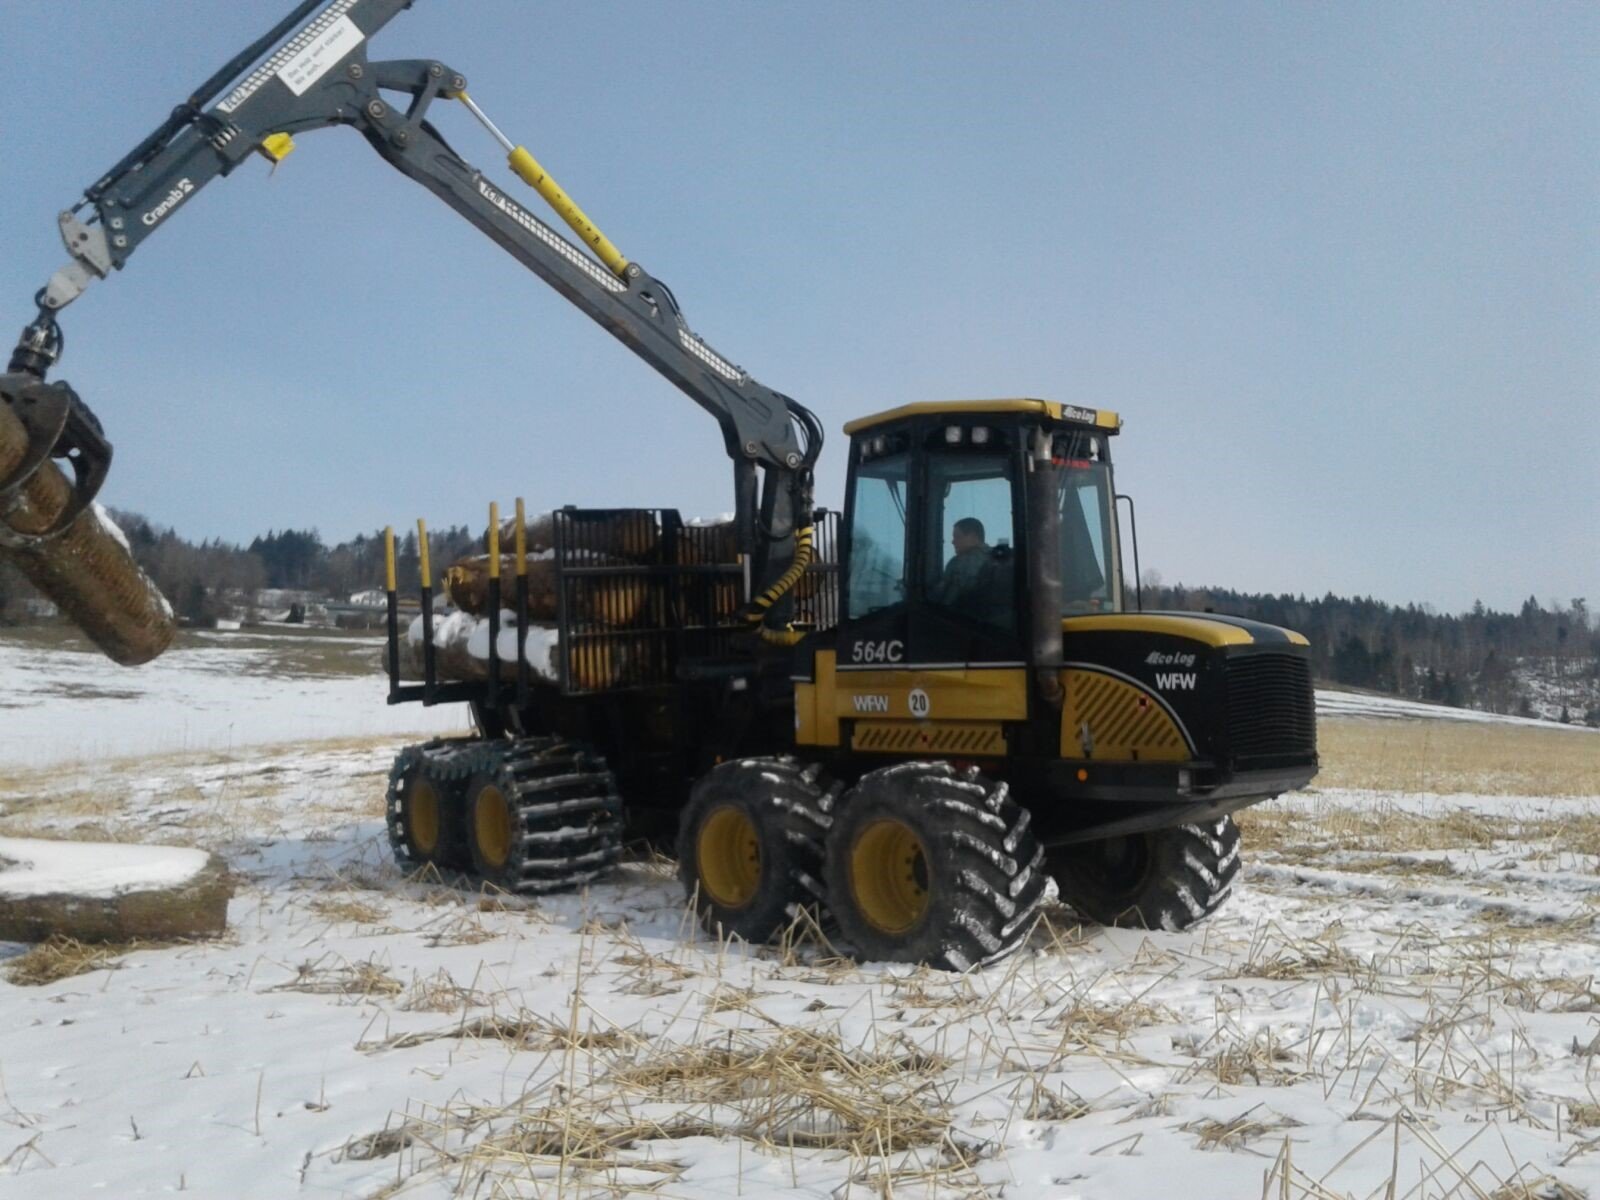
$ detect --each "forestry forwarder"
[2,1,1318,970]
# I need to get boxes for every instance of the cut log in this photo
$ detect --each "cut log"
[0,390,176,666]
[441,556,559,618]
[441,554,649,627]
[496,509,661,562]
[0,838,231,942]
[401,610,631,692]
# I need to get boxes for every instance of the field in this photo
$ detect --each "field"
[0,630,1596,1198]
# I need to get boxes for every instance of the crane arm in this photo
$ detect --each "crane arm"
[10,0,819,582]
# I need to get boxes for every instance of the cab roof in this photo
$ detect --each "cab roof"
[842,398,1121,436]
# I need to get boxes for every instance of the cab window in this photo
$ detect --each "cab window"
[846,452,909,617]
[923,450,1017,632]
[1056,436,1121,613]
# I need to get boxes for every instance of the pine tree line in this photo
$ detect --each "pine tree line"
[1139,580,1598,723]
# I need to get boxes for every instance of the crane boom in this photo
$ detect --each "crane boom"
[7,0,819,599]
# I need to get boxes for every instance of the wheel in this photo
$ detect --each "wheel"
[460,737,623,893]
[386,740,475,871]
[1046,816,1241,931]
[823,762,1047,971]
[677,757,832,944]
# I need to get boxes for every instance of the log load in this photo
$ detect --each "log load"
[401,610,626,693]
[440,554,649,628]
[0,393,175,665]
[496,509,662,562]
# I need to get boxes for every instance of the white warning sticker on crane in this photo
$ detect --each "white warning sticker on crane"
[215,0,362,114]
[277,13,364,96]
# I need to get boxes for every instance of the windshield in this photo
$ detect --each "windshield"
[1057,450,1121,614]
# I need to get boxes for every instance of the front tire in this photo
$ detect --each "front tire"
[824,762,1047,971]
[677,757,832,944]
[1046,816,1241,931]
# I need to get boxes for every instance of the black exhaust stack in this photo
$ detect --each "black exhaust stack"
[1025,427,1063,707]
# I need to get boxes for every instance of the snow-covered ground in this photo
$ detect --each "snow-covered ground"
[0,629,464,767]
[0,632,1596,1198]
[1316,685,1592,730]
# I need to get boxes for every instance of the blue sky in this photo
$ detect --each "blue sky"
[2,2,1594,614]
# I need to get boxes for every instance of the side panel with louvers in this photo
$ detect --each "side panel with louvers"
[1222,653,1316,766]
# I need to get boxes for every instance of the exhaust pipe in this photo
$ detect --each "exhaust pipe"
[0,374,174,665]
[1025,426,1063,708]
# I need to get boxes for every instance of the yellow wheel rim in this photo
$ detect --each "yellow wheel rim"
[473,783,514,869]
[697,806,761,908]
[407,778,441,856]
[851,818,930,934]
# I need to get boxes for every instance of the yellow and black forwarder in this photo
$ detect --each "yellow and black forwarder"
[4,0,1316,970]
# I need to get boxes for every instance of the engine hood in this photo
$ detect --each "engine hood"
[1062,611,1309,648]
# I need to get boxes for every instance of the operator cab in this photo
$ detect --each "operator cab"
[839,399,1125,670]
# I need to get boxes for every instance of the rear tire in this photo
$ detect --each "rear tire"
[386,740,474,871]
[459,737,623,893]
[824,762,1047,972]
[1046,816,1241,931]
[677,757,832,944]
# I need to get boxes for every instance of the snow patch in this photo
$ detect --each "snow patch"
[0,836,209,898]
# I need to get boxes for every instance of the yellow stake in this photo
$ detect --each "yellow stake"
[417,519,431,589]
[514,498,528,577]
[488,502,501,578]
[384,525,396,592]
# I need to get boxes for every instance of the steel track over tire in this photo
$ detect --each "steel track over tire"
[823,762,1047,972]
[386,739,477,872]
[459,737,624,894]
[677,757,834,944]
[1046,816,1241,932]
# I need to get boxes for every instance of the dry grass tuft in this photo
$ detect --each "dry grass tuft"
[1051,996,1175,1046]
[1178,1028,1307,1088]
[399,968,487,1013]
[1487,1176,1588,1200]
[364,1011,627,1053]
[4,934,125,985]
[419,913,499,947]
[1180,1106,1302,1150]
[595,1027,955,1153]
[267,955,402,998]
[306,894,389,925]
[1567,1101,1600,1130]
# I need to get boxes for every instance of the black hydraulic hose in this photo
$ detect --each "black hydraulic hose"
[85,0,325,202]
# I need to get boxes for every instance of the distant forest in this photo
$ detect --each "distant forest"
[1140,580,1597,723]
[1,511,1594,723]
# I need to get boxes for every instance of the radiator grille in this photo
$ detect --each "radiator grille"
[1223,653,1316,764]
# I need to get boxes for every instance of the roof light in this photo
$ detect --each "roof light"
[944,425,963,444]
[970,426,990,445]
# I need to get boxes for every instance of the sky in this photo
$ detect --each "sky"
[1,1,1595,616]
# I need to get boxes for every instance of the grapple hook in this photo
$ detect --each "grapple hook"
[0,373,112,547]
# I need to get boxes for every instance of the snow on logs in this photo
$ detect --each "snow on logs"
[0,398,175,665]
[403,512,744,693]
[0,837,231,942]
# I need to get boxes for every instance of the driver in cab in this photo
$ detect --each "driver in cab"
[935,517,999,619]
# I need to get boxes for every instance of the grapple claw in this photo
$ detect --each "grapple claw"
[0,373,174,665]
[0,374,111,547]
